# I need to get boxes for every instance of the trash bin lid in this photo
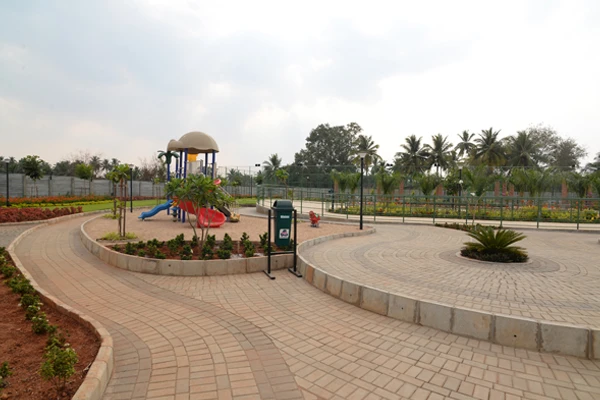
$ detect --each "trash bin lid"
[272,200,294,210]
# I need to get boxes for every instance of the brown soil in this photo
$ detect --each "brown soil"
[0,257,100,399]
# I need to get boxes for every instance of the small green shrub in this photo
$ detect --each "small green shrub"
[461,226,528,263]
[40,345,78,393]
[205,234,216,249]
[146,238,160,247]
[20,293,40,309]
[201,243,213,260]
[155,251,166,259]
[32,312,55,334]
[7,276,35,295]
[146,244,158,258]
[174,233,185,246]
[191,235,199,247]
[217,249,231,259]
[240,232,249,243]
[125,242,136,255]
[46,330,68,350]
[259,232,268,249]
[137,250,146,257]
[1,265,16,278]
[136,241,146,249]
[25,303,42,320]
[222,234,233,251]
[0,361,13,389]
[244,241,255,258]
[180,244,193,260]
[166,239,178,253]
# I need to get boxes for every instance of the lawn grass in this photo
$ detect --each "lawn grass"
[235,197,257,206]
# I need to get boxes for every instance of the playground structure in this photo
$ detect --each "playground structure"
[139,131,233,225]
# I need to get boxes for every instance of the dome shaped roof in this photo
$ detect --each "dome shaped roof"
[167,139,184,151]
[178,131,220,154]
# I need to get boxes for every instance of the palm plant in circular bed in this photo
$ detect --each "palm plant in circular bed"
[461,225,528,263]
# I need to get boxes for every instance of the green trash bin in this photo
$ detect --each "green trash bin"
[272,200,294,247]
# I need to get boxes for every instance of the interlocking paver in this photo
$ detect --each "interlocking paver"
[7,215,600,400]
[301,223,600,327]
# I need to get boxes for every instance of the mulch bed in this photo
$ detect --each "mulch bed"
[0,254,100,399]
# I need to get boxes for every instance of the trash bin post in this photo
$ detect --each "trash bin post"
[264,209,276,280]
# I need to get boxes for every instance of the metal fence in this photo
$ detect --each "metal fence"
[257,185,600,230]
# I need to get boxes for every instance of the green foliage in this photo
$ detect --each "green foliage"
[180,244,193,260]
[20,293,40,309]
[205,234,216,249]
[146,244,158,257]
[244,241,255,258]
[40,344,78,392]
[155,251,166,259]
[7,276,35,295]
[201,243,213,260]
[217,249,231,259]
[222,234,233,251]
[167,239,179,253]
[32,312,55,334]
[1,264,16,278]
[240,232,250,243]
[259,232,268,249]
[416,173,441,196]
[191,234,199,247]
[22,155,45,182]
[25,303,41,320]
[137,249,146,257]
[461,226,528,263]
[174,233,185,246]
[100,232,137,241]
[125,242,136,255]
[0,361,13,389]
[74,163,94,181]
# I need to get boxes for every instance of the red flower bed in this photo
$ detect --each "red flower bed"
[0,207,83,223]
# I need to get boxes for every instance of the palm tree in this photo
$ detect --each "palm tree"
[262,154,282,183]
[394,135,428,177]
[352,134,381,173]
[473,127,505,168]
[101,158,111,176]
[90,155,102,178]
[455,130,476,159]
[22,155,45,197]
[424,134,453,174]
[505,131,542,168]
[567,172,593,198]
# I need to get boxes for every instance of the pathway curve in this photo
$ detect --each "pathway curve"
[301,224,600,328]
[10,216,600,399]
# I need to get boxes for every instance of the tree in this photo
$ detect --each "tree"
[157,150,179,182]
[352,134,381,173]
[275,169,290,197]
[294,123,361,173]
[567,172,593,198]
[106,165,131,237]
[505,131,542,168]
[74,163,94,195]
[549,138,587,171]
[415,172,441,197]
[262,154,282,183]
[463,166,495,198]
[394,135,428,177]
[585,153,600,173]
[375,171,400,210]
[473,127,505,167]
[165,175,233,250]
[89,156,102,178]
[424,134,453,174]
[455,130,476,160]
[254,171,264,185]
[22,155,45,197]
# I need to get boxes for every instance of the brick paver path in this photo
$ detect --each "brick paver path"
[10,216,600,399]
[302,224,600,328]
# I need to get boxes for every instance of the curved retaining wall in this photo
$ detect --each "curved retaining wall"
[296,237,600,360]
[81,215,293,276]
[7,222,113,400]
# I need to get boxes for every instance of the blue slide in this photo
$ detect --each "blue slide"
[138,199,173,220]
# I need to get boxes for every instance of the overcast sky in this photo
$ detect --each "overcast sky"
[1,0,599,168]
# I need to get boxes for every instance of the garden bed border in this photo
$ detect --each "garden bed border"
[7,217,113,400]
[80,214,294,276]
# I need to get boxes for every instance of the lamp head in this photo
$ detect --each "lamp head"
[357,150,368,159]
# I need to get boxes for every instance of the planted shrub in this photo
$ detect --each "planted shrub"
[167,239,179,254]
[201,243,213,260]
[40,344,79,393]
[205,234,216,249]
[125,242,136,255]
[461,226,528,263]
[0,361,12,390]
[240,232,249,243]
[20,293,40,309]
[31,312,55,334]
[155,251,166,259]
[180,244,193,260]
[217,249,231,259]
[25,303,41,320]
[174,233,185,246]
[136,241,146,249]
[137,250,146,257]
[7,276,35,295]
[191,235,199,248]
[146,244,158,258]
[259,232,268,249]
[222,234,233,251]
[1,264,16,278]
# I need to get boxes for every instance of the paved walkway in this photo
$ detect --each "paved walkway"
[6,216,600,399]
[301,224,600,328]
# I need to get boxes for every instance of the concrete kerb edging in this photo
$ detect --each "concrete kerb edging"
[296,231,600,360]
[80,214,294,276]
[7,223,114,400]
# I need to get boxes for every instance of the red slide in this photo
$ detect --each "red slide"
[177,201,226,228]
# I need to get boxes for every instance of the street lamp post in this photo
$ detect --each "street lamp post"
[4,160,9,207]
[129,164,134,213]
[358,151,368,230]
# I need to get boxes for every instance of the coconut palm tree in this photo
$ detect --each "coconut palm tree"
[90,155,102,178]
[394,135,428,177]
[455,130,476,160]
[424,134,453,174]
[22,155,45,197]
[262,154,282,183]
[505,131,542,168]
[352,134,381,173]
[473,127,505,168]
[567,172,593,198]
